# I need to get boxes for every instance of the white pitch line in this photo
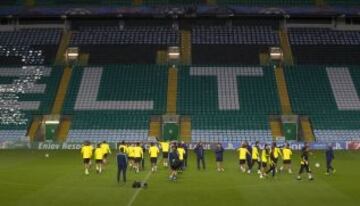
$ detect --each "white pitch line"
[127,170,152,206]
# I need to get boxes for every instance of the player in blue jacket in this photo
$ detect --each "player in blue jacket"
[325,144,336,175]
[194,142,206,170]
[168,145,180,181]
[117,147,128,183]
[214,143,224,172]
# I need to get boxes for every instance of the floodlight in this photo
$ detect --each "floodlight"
[269,47,284,62]
[65,47,79,63]
[167,46,180,61]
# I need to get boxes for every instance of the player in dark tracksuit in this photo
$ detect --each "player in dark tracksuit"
[215,143,225,172]
[245,141,252,170]
[169,146,180,181]
[194,142,206,170]
[141,143,146,170]
[117,148,128,183]
[325,144,336,175]
[297,145,314,181]
[266,149,277,177]
[181,141,189,168]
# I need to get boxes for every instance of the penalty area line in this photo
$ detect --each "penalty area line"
[127,170,152,206]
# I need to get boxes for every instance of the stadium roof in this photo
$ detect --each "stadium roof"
[1,1,360,18]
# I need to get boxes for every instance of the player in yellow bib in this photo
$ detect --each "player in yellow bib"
[237,143,250,172]
[148,142,160,172]
[81,141,94,175]
[249,141,261,174]
[177,144,186,171]
[266,146,277,177]
[259,144,270,179]
[133,143,143,173]
[160,141,170,167]
[94,143,104,174]
[127,143,135,169]
[280,142,293,174]
[272,142,282,171]
[100,141,111,165]
[118,141,128,153]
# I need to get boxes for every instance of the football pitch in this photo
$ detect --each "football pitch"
[0,150,359,206]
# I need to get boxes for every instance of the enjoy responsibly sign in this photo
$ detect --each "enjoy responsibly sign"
[0,141,352,150]
[35,142,118,150]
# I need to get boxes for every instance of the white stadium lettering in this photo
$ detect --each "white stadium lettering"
[74,67,154,110]
[327,67,360,110]
[0,67,51,110]
[190,67,263,110]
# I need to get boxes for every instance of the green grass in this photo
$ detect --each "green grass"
[0,150,359,206]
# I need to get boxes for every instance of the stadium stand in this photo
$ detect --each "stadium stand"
[2,17,360,143]
[289,28,360,45]
[32,0,131,6]
[69,26,179,64]
[327,0,360,6]
[0,29,62,46]
[59,63,360,143]
[70,27,178,45]
[0,0,17,6]
[192,26,279,45]
[177,66,280,114]
[0,47,38,65]
[288,28,360,65]
[0,29,62,65]
[191,116,272,142]
[192,25,279,65]
[284,66,360,141]
[62,65,168,142]
[216,0,313,6]
[177,66,280,142]
[0,66,62,141]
